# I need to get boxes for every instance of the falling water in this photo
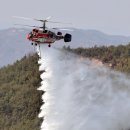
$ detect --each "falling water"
[38,45,130,130]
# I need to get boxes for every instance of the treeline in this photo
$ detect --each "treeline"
[63,43,130,73]
[0,53,42,130]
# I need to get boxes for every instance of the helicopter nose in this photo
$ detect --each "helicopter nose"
[26,34,30,40]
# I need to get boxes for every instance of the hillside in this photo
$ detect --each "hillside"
[0,53,42,130]
[64,43,130,73]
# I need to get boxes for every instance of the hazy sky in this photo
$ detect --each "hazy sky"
[1,0,130,35]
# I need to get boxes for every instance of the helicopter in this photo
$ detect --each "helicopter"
[14,16,72,47]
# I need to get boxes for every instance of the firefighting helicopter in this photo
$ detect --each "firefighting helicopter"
[14,16,72,47]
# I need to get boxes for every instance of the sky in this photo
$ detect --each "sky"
[1,0,130,35]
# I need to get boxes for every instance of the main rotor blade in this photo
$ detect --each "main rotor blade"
[13,16,72,25]
[46,16,52,20]
[59,28,73,31]
[48,21,72,25]
[52,28,73,31]
[14,23,42,28]
[13,16,44,22]
[33,16,52,22]
[13,16,50,22]
[13,16,35,20]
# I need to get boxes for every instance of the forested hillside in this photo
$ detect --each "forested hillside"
[64,43,130,73]
[0,53,42,130]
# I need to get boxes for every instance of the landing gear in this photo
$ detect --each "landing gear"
[48,44,51,47]
[31,42,37,46]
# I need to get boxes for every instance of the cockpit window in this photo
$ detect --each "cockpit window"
[35,30,38,33]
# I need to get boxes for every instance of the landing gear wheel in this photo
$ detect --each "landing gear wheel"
[48,44,51,47]
[35,43,37,46]
[31,43,33,45]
